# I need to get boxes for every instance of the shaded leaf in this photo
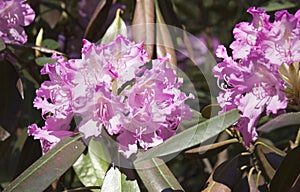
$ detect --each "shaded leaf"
[0,38,6,52]
[203,154,249,192]
[257,112,300,132]
[40,2,62,29]
[201,104,221,119]
[73,139,111,190]
[3,134,86,192]
[180,109,206,130]
[270,146,300,192]
[134,158,183,192]
[136,109,240,161]
[101,167,140,192]
[155,0,177,66]
[254,142,285,181]
[84,0,112,41]
[132,0,155,59]
[35,57,57,66]
[100,9,127,44]
[41,39,60,50]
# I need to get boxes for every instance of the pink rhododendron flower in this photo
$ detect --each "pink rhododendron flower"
[0,0,35,44]
[29,34,193,157]
[213,7,300,146]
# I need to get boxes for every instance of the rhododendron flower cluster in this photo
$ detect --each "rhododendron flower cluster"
[0,0,35,44]
[29,35,193,157]
[213,7,300,145]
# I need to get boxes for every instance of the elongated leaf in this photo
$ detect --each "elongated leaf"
[84,0,112,41]
[73,139,111,190]
[132,0,154,59]
[101,167,140,192]
[134,158,183,192]
[257,112,300,132]
[155,0,177,66]
[136,109,240,161]
[270,146,300,192]
[16,78,24,100]
[3,134,86,192]
[261,1,297,12]
[100,9,127,44]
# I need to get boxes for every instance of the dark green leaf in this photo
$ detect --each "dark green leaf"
[257,112,300,132]
[101,167,140,192]
[134,158,183,192]
[0,39,6,52]
[203,154,249,192]
[73,139,111,190]
[84,0,112,41]
[270,146,300,192]
[201,104,221,119]
[136,109,240,161]
[3,134,86,192]
[41,39,60,50]
[35,57,57,66]
[132,0,155,59]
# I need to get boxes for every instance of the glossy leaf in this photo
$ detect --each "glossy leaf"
[134,158,183,192]
[257,112,300,132]
[155,0,177,66]
[100,9,127,44]
[73,139,111,191]
[270,146,300,192]
[203,154,249,192]
[84,0,112,41]
[3,134,86,192]
[136,109,240,161]
[132,0,154,59]
[101,167,140,192]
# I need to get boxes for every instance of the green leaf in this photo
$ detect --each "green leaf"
[100,9,127,44]
[0,38,6,52]
[3,134,86,192]
[257,112,300,132]
[41,39,60,50]
[132,0,155,59]
[35,57,57,66]
[201,104,222,119]
[73,139,111,190]
[134,158,183,192]
[101,167,140,192]
[261,1,297,12]
[136,109,240,161]
[270,146,300,192]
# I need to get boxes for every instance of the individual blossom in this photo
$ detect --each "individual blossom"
[213,7,300,146]
[0,0,35,44]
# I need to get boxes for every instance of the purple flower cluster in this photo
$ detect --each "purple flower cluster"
[29,35,193,157]
[0,0,35,44]
[213,8,300,146]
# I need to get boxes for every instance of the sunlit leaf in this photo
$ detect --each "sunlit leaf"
[73,139,111,190]
[100,9,127,44]
[257,112,300,132]
[136,109,240,161]
[261,1,297,12]
[3,134,86,192]
[134,158,183,191]
[101,167,140,192]
[270,146,300,192]
[132,0,155,59]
